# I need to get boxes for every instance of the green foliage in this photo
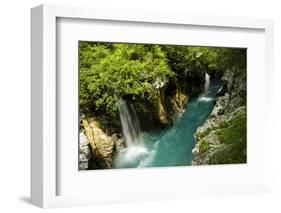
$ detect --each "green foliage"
[163,45,219,76]
[210,111,247,164]
[215,48,246,72]
[80,42,174,119]
[199,140,211,154]
[79,42,246,130]
[217,111,246,145]
[197,127,211,140]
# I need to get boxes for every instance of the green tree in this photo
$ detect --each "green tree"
[79,42,174,123]
[79,42,246,131]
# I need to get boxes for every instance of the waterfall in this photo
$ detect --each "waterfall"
[198,72,212,102]
[113,80,223,169]
[115,99,149,167]
[204,72,210,93]
[117,99,143,147]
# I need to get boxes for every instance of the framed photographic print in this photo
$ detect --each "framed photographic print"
[31,4,274,208]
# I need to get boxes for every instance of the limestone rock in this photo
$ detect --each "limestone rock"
[157,90,169,124]
[82,118,115,169]
[112,133,125,152]
[169,90,189,117]
[192,107,246,165]
[79,132,91,170]
[192,68,247,165]
[211,93,230,118]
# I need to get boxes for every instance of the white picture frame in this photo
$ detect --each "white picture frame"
[31,4,274,208]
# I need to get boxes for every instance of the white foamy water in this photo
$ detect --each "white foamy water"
[204,72,210,93]
[137,140,160,168]
[198,96,213,102]
[117,99,143,147]
[115,100,149,168]
[113,80,222,169]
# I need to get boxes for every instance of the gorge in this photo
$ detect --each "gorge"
[113,73,221,168]
[78,42,247,170]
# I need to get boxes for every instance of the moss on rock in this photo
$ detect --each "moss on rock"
[192,107,246,165]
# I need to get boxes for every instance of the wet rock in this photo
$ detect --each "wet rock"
[112,133,126,152]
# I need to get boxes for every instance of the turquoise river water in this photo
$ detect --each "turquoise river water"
[114,80,221,169]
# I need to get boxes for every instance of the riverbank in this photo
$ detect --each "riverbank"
[113,80,222,168]
[78,43,247,170]
[192,68,247,165]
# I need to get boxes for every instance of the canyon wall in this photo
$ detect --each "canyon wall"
[192,68,247,165]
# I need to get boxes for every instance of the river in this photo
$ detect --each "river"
[113,80,222,169]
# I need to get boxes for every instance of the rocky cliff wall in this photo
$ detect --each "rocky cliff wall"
[79,73,204,169]
[192,68,247,165]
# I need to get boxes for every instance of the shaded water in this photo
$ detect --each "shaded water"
[114,80,221,169]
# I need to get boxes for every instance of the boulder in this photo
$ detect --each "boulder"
[79,132,91,170]
[82,118,115,169]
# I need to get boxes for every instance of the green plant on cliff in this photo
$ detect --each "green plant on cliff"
[199,139,211,154]
[210,111,247,164]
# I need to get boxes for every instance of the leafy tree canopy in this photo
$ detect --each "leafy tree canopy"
[79,42,246,124]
